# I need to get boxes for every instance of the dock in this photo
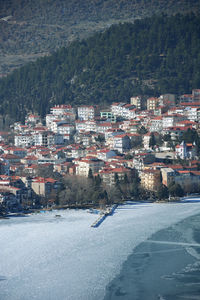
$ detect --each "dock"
[91,204,118,228]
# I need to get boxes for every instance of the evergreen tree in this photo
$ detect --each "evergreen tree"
[149,133,156,148]
[168,182,184,197]
[88,168,93,179]
[156,184,169,200]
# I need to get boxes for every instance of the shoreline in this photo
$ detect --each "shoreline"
[1,195,200,220]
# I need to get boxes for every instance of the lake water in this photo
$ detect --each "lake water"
[1,199,200,300]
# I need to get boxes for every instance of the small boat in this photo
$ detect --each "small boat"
[55,214,61,218]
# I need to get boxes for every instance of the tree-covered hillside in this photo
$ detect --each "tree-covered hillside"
[0,13,200,122]
[0,0,199,75]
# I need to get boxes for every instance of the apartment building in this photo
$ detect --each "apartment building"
[77,105,95,121]
[140,169,161,191]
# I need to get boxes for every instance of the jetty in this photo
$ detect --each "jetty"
[91,204,118,228]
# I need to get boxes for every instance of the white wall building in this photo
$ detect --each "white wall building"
[77,106,95,121]
[14,134,33,147]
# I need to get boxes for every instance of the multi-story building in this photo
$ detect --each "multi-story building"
[130,96,143,110]
[75,120,86,132]
[192,89,200,101]
[50,104,74,115]
[149,116,163,132]
[161,168,175,186]
[159,94,176,106]
[140,169,161,191]
[111,102,126,117]
[76,158,104,177]
[33,132,64,147]
[96,122,112,134]
[162,114,185,129]
[57,124,75,135]
[175,170,200,193]
[100,167,131,186]
[184,106,200,122]
[15,134,33,147]
[112,134,131,153]
[147,97,159,111]
[77,105,95,121]
[100,111,116,122]
[31,177,58,197]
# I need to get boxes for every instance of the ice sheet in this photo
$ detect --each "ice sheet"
[1,201,200,300]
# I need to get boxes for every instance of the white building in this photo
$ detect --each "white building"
[149,116,163,132]
[111,103,126,117]
[113,134,131,153]
[76,158,104,177]
[75,120,86,133]
[184,106,200,122]
[14,134,33,147]
[77,105,95,121]
[57,123,75,135]
[33,132,64,147]
[96,122,112,134]
[50,104,75,115]
[162,114,185,129]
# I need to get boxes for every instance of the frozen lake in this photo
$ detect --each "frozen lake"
[1,199,200,300]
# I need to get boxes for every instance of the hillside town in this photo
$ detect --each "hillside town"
[0,89,200,213]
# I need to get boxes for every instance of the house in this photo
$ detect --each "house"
[176,120,198,129]
[85,120,97,132]
[175,141,197,159]
[1,154,21,164]
[25,114,41,126]
[162,126,191,141]
[70,145,86,158]
[74,132,97,146]
[180,94,194,103]
[6,147,27,158]
[33,132,64,146]
[21,155,38,165]
[184,106,200,122]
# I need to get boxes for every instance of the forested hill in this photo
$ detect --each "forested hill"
[0,13,200,122]
[0,0,199,75]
